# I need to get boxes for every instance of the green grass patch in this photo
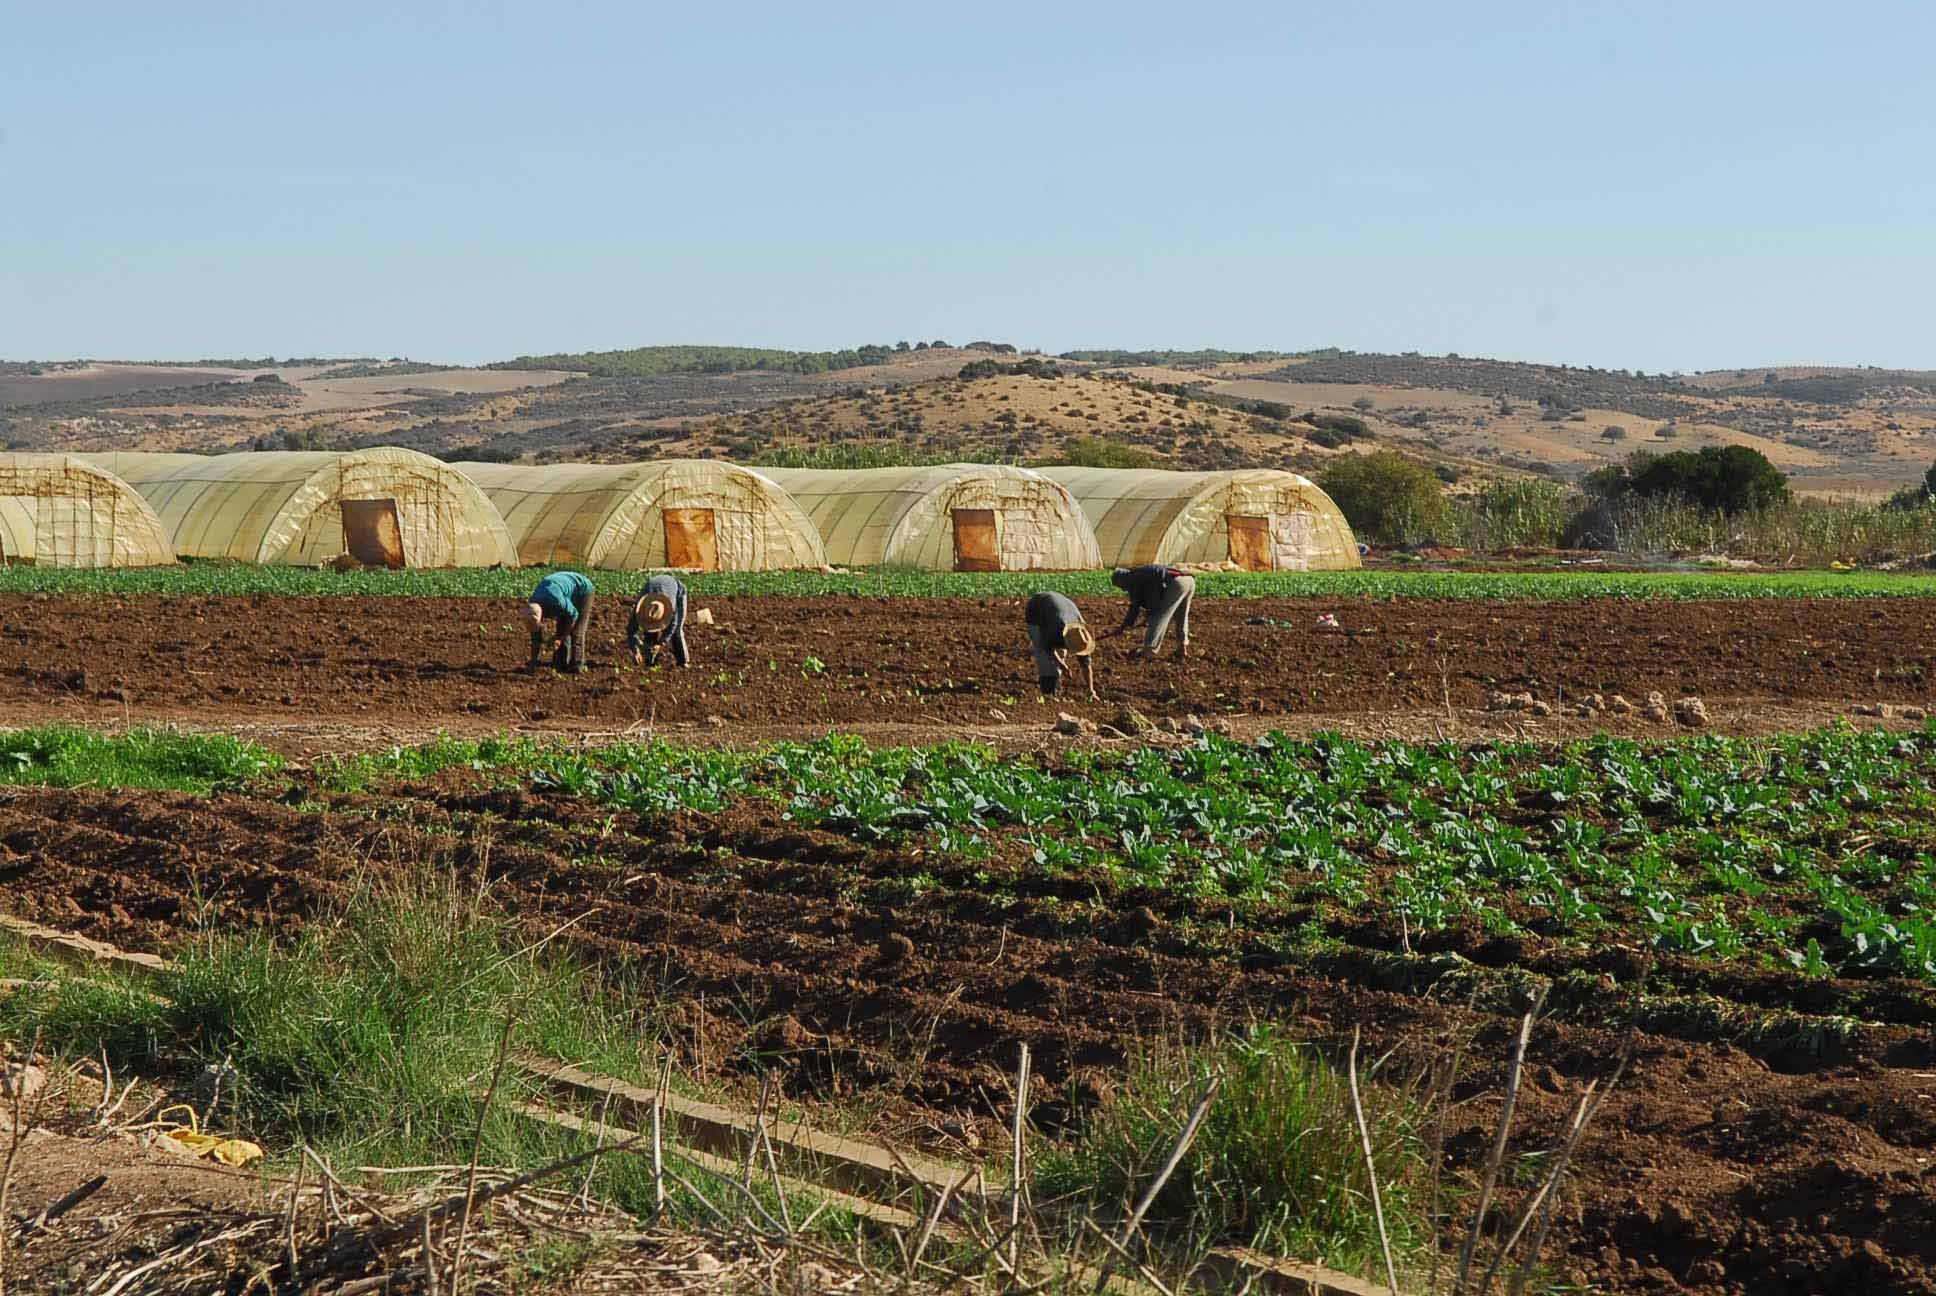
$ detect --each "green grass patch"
[0,878,872,1241]
[6,562,1936,600]
[0,724,280,792]
[1037,1026,1427,1273]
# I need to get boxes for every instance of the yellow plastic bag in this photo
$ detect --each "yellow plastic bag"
[154,1105,264,1167]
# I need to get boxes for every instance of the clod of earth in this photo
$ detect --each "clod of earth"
[1675,697,1711,728]
[2,1062,47,1099]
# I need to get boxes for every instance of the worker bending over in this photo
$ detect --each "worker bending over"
[1106,564,1195,661]
[1025,591,1097,700]
[523,570,594,673]
[627,573,690,668]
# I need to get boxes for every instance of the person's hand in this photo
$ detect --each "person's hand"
[633,647,646,667]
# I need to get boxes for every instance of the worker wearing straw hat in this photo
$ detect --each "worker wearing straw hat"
[1025,590,1097,700]
[626,572,690,668]
[524,570,595,673]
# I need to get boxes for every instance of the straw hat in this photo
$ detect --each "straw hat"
[636,594,674,633]
[1063,624,1096,657]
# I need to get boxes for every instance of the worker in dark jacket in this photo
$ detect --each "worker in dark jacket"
[523,570,594,673]
[1105,564,1195,660]
[627,573,690,668]
[1025,590,1097,700]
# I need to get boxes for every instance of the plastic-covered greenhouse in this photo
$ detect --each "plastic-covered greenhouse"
[454,460,826,570]
[1041,468,1360,571]
[0,454,175,567]
[82,449,518,567]
[763,465,1101,570]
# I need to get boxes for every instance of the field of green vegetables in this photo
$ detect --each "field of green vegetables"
[9,717,1932,984]
[4,562,1936,600]
[306,722,1936,983]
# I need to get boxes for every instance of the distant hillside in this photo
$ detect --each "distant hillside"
[487,340,981,379]
[633,367,1499,479]
[5,341,1931,498]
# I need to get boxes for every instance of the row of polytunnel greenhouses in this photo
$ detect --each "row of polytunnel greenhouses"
[0,449,1361,573]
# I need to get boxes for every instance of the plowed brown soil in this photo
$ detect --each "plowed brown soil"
[2,594,1933,737]
[3,780,1932,1296]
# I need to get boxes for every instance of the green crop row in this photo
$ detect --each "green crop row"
[10,718,1932,983]
[6,562,1936,601]
[310,722,1936,984]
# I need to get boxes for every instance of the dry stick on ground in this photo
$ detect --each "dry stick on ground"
[1094,1076,1222,1296]
[651,1053,672,1217]
[576,1080,618,1209]
[1500,1049,1630,1296]
[1426,995,1480,1295]
[449,1007,517,1295]
[1348,1027,1403,1296]
[1452,987,1547,1296]
[0,1028,46,1296]
[1009,1042,1031,1280]
[753,1072,794,1238]
[1474,1083,1598,1296]
[284,1152,305,1279]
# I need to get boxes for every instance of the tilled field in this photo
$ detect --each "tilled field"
[3,779,1933,1296]
[2,593,1934,737]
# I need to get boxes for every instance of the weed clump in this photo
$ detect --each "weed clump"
[1037,1026,1426,1272]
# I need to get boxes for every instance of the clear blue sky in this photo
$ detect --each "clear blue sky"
[4,1,1931,371]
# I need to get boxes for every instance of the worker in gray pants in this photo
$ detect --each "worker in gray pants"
[1105,564,1195,661]
[627,573,690,668]
[1025,590,1098,700]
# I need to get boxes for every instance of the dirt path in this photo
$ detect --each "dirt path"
[4,780,1933,1295]
[2,594,1932,742]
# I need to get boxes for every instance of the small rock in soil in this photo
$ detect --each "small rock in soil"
[1052,713,1096,736]
[704,714,726,729]
[1,1063,46,1100]
[1528,700,1553,717]
[1110,704,1156,736]
[692,608,715,626]
[1608,694,1634,715]
[1642,691,1671,722]
[877,932,917,965]
[1674,696,1710,727]
[192,1059,239,1114]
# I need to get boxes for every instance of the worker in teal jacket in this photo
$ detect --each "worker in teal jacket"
[523,570,594,673]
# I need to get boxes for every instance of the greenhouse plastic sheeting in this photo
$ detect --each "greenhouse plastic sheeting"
[1041,467,1360,571]
[453,460,826,571]
[82,449,517,567]
[763,465,1101,571]
[0,454,175,567]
